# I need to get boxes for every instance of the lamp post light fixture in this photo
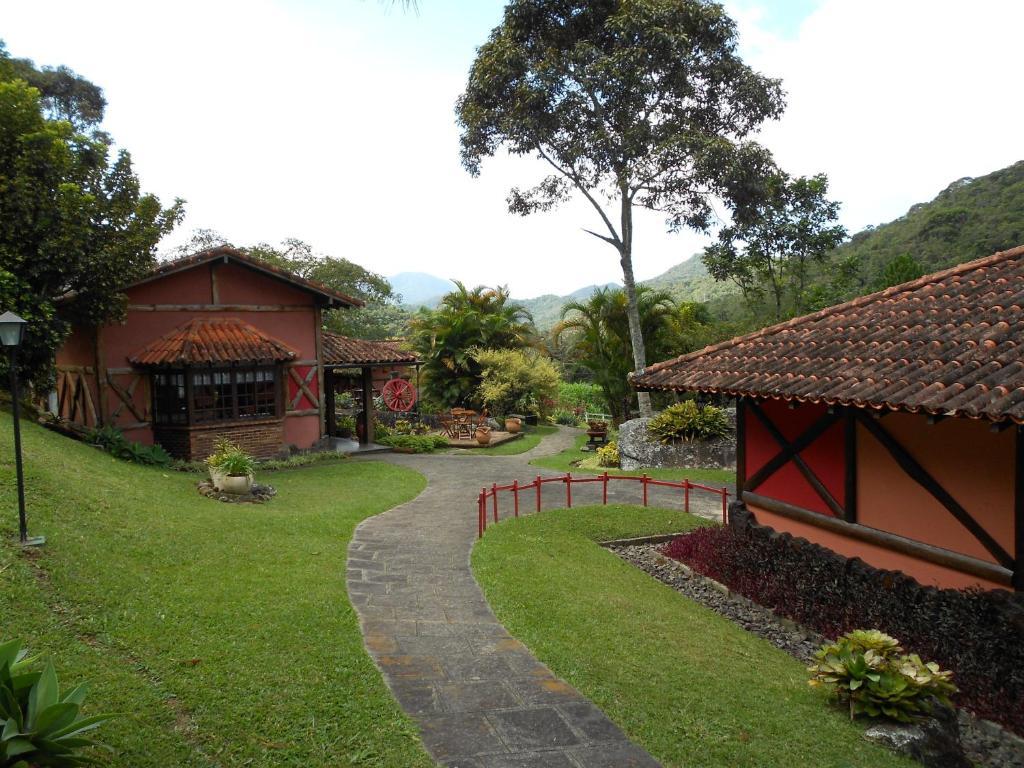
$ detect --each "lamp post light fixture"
[0,311,44,547]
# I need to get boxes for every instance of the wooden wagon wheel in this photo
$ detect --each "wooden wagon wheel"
[381,378,417,412]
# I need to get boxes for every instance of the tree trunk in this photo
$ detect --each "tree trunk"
[618,195,653,418]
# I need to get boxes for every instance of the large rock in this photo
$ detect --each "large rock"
[864,706,971,768]
[618,416,736,472]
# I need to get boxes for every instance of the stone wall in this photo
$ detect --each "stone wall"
[617,415,736,472]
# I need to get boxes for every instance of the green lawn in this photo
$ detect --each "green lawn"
[472,506,912,768]
[530,432,734,486]
[450,424,558,456]
[0,412,432,768]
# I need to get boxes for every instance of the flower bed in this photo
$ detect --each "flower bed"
[659,508,1024,737]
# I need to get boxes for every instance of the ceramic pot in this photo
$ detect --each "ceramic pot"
[504,418,522,434]
[475,428,492,445]
[221,474,252,495]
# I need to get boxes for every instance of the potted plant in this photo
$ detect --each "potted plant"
[337,414,356,439]
[475,425,492,445]
[504,416,522,433]
[218,448,256,494]
[205,436,240,490]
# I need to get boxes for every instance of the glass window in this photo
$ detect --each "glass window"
[190,367,278,424]
[192,371,234,423]
[152,372,187,425]
[237,368,277,419]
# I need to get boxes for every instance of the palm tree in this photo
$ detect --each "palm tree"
[410,282,536,408]
[555,286,678,422]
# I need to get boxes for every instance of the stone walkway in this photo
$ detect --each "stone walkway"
[347,429,724,767]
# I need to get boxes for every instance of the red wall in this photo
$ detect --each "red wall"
[745,399,845,517]
[742,399,1017,590]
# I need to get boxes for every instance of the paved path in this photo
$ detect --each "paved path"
[347,429,723,767]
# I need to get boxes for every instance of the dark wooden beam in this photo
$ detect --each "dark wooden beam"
[747,401,845,518]
[856,411,1015,570]
[127,303,311,312]
[1015,426,1023,591]
[361,366,375,445]
[742,491,1013,587]
[736,396,747,495]
[845,409,857,523]
[743,407,841,492]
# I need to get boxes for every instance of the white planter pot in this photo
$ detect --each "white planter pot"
[209,467,227,491]
[220,474,253,495]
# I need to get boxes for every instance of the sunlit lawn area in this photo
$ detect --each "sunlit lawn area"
[0,413,432,768]
[530,432,735,487]
[472,505,912,768]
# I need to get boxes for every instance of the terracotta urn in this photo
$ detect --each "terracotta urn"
[476,427,492,445]
[504,417,522,434]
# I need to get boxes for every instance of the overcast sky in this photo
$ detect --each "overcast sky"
[3,0,1022,298]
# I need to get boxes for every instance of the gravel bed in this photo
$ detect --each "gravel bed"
[609,542,1024,768]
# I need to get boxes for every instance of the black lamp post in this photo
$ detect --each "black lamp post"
[0,311,44,547]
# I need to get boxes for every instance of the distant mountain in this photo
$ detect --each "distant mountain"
[389,272,455,308]
[518,283,620,330]
[642,254,739,305]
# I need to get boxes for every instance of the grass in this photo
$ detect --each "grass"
[530,433,734,487]
[472,505,912,768]
[0,412,433,768]
[449,424,559,456]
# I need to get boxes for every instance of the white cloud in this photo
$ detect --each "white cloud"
[2,1,1021,298]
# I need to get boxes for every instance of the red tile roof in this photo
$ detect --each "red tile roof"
[128,318,299,366]
[134,246,364,308]
[632,245,1024,425]
[322,330,418,366]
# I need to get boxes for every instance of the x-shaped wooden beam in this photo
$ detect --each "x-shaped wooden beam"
[288,366,319,410]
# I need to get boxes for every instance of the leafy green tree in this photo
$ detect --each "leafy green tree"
[457,0,784,416]
[875,252,924,290]
[0,55,183,387]
[474,347,560,418]
[410,282,536,408]
[555,286,685,422]
[0,40,105,130]
[703,172,846,320]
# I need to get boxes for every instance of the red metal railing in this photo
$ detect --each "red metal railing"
[477,472,730,537]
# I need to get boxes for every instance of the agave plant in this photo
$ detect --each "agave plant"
[0,639,112,767]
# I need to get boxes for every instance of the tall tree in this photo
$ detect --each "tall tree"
[409,283,535,408]
[0,41,106,130]
[555,286,686,422]
[0,51,183,387]
[457,0,784,416]
[703,172,846,319]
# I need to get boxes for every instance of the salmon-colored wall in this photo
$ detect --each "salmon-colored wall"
[857,413,1014,566]
[58,261,326,451]
[749,505,1006,591]
[745,400,845,517]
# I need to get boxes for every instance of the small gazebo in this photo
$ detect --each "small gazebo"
[322,331,421,446]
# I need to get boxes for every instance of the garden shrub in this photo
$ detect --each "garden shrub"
[556,381,608,415]
[378,434,447,453]
[473,348,560,419]
[647,401,732,444]
[659,514,1024,735]
[85,425,171,466]
[551,409,579,426]
[596,440,619,468]
[808,630,956,723]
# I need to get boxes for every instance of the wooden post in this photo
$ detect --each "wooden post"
[478,491,485,537]
[324,367,336,438]
[565,473,572,508]
[94,326,108,426]
[536,475,542,513]
[1015,426,1023,591]
[314,307,326,438]
[735,396,745,495]
[513,479,519,518]
[492,483,498,523]
[602,472,609,505]
[684,480,690,515]
[361,365,375,445]
[722,487,729,525]
[642,474,648,507]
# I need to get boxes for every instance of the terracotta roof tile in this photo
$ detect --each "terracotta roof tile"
[128,318,298,366]
[632,245,1024,424]
[322,330,418,366]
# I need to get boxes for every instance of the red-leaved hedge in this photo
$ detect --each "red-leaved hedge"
[660,509,1024,736]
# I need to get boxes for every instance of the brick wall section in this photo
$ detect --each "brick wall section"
[153,419,285,461]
